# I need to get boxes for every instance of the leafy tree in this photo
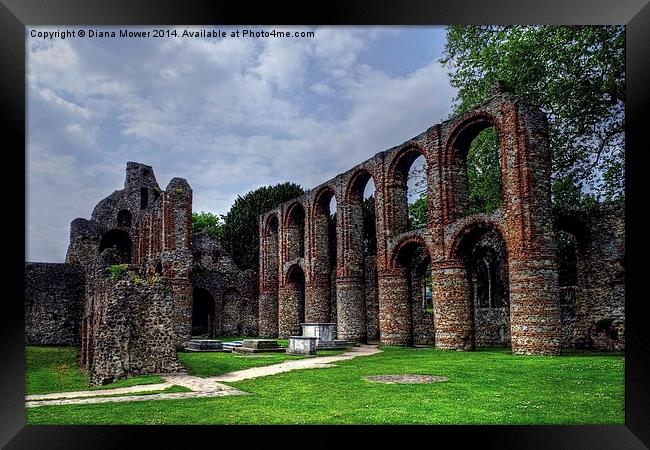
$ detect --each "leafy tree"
[440,25,625,209]
[408,196,428,229]
[220,182,304,271]
[362,196,377,256]
[191,211,224,239]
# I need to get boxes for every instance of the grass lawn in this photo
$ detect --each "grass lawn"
[26,346,164,395]
[26,346,624,425]
[178,347,347,377]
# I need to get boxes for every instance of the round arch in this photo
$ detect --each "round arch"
[98,229,132,264]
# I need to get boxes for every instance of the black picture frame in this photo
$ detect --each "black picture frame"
[2,0,648,448]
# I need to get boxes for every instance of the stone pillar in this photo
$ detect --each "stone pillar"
[305,275,330,323]
[377,268,413,345]
[431,261,473,350]
[508,256,562,355]
[171,278,193,348]
[336,276,366,342]
[258,291,278,337]
[278,283,303,338]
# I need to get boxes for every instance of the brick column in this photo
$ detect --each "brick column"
[258,290,278,337]
[278,283,303,338]
[377,268,413,345]
[431,260,473,350]
[305,274,330,322]
[171,278,192,348]
[336,276,366,342]
[508,255,562,355]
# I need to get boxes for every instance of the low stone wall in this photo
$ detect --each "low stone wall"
[25,263,84,345]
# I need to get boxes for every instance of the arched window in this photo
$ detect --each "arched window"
[140,187,149,209]
[98,229,132,264]
[117,209,132,228]
[286,202,305,259]
[449,117,504,219]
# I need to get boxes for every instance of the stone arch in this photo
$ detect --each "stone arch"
[445,112,505,221]
[389,235,431,269]
[449,220,510,349]
[278,264,305,338]
[285,201,306,260]
[337,168,378,343]
[385,142,430,234]
[554,213,589,251]
[98,229,131,264]
[263,213,280,283]
[259,213,280,338]
[222,288,243,336]
[117,209,132,228]
[381,236,434,346]
[308,186,337,322]
[448,218,507,261]
[192,287,217,338]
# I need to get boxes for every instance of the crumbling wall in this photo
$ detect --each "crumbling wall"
[556,202,625,351]
[82,261,182,385]
[191,231,258,337]
[25,263,84,345]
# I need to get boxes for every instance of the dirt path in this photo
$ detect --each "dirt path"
[25,345,381,408]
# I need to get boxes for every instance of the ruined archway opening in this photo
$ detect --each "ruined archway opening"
[192,287,216,338]
[557,230,578,305]
[313,189,338,322]
[456,225,510,348]
[117,209,132,228]
[451,121,503,219]
[140,187,149,209]
[388,148,430,234]
[407,154,429,230]
[287,265,305,329]
[98,229,132,264]
[286,203,305,260]
[264,214,280,285]
[395,241,434,346]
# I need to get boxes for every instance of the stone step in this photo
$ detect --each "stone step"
[185,340,223,352]
[222,341,243,352]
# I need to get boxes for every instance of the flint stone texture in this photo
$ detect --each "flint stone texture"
[25,263,84,345]
[259,85,625,355]
[26,161,260,386]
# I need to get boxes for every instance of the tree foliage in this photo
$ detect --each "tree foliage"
[191,211,224,239]
[408,196,428,230]
[362,196,377,256]
[220,182,304,271]
[440,25,625,208]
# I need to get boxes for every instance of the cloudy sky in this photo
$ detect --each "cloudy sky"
[27,26,456,262]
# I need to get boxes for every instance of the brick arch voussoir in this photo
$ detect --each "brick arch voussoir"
[283,200,307,227]
[284,262,306,285]
[344,167,377,204]
[388,234,432,269]
[446,217,509,261]
[264,212,280,236]
[385,140,431,182]
[311,185,338,219]
[444,110,503,162]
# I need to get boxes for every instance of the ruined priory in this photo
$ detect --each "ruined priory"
[25,84,624,385]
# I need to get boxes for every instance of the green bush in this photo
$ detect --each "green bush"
[106,264,129,280]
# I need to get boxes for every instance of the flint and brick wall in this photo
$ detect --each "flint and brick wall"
[25,263,84,345]
[260,87,574,355]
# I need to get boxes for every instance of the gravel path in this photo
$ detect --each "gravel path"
[26,345,381,408]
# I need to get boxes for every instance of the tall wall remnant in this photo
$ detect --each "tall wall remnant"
[259,83,625,355]
[26,161,258,385]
